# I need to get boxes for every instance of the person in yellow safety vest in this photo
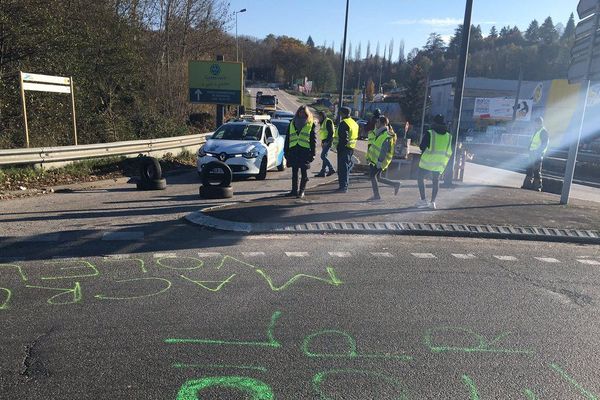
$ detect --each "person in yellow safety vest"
[315,111,336,177]
[366,116,401,201]
[333,106,359,193]
[415,114,453,210]
[284,105,317,199]
[521,116,549,192]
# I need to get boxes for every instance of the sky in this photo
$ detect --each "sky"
[227,0,576,56]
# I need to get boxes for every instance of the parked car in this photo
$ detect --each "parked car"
[272,111,294,120]
[197,116,286,180]
[270,118,291,139]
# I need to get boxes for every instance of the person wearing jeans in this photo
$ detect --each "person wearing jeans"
[367,116,401,201]
[315,111,335,177]
[333,107,359,193]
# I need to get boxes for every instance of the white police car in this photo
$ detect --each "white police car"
[197,115,286,180]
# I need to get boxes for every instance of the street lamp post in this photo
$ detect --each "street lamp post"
[337,0,350,121]
[443,0,473,187]
[235,8,247,62]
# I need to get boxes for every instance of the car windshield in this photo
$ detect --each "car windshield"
[211,124,262,141]
[260,97,276,105]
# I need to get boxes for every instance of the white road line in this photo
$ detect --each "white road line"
[328,252,352,258]
[247,235,291,240]
[103,254,132,259]
[452,254,476,259]
[493,256,518,261]
[242,252,266,257]
[577,259,600,266]
[154,253,177,259]
[370,252,394,258]
[411,253,437,259]
[197,252,222,258]
[285,252,309,257]
[535,257,560,263]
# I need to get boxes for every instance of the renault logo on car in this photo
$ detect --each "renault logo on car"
[219,152,227,161]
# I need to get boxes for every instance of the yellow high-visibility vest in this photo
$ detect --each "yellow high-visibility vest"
[367,129,396,170]
[529,128,549,154]
[289,120,313,149]
[319,118,334,141]
[333,117,359,149]
[419,130,453,173]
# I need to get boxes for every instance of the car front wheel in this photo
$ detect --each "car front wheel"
[256,157,267,180]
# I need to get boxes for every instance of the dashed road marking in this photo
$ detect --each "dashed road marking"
[154,253,177,259]
[242,252,266,257]
[535,257,560,263]
[577,259,600,266]
[370,252,394,258]
[103,254,132,259]
[197,252,222,258]
[328,252,352,258]
[285,252,309,257]
[411,253,437,259]
[494,256,518,261]
[452,254,477,259]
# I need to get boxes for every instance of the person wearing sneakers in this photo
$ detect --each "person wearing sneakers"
[415,114,453,210]
[367,116,401,201]
[333,106,359,193]
[315,111,336,177]
[284,105,317,199]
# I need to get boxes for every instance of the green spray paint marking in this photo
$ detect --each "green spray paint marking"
[550,363,598,399]
[172,363,268,372]
[176,377,274,400]
[312,369,409,400]
[424,327,534,355]
[25,282,82,305]
[523,389,538,399]
[462,375,480,400]
[0,287,12,310]
[302,330,412,361]
[180,274,237,292]
[40,260,99,280]
[165,310,282,348]
[102,258,147,273]
[0,263,28,281]
[255,267,342,291]
[157,257,204,271]
[94,277,171,300]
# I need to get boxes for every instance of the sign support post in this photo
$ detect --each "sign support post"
[19,72,31,148]
[563,0,600,204]
[216,55,225,129]
[70,76,78,146]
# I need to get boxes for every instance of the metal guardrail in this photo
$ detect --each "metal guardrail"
[0,133,211,166]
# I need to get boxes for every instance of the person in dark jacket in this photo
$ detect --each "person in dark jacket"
[334,107,359,193]
[284,105,317,198]
[521,116,550,191]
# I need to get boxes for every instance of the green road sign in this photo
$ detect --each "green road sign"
[189,61,243,105]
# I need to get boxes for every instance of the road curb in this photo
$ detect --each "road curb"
[185,210,600,244]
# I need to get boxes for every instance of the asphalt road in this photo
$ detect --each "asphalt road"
[248,87,306,113]
[1,232,600,399]
[2,90,600,399]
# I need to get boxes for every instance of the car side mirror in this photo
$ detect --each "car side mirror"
[266,137,275,145]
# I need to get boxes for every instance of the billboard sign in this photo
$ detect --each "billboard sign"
[473,98,533,121]
[188,61,243,105]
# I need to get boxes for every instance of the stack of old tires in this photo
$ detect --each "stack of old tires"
[137,156,167,190]
[200,161,234,199]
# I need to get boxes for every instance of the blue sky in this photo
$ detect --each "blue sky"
[228,0,576,55]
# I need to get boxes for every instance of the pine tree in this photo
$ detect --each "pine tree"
[525,20,540,43]
[489,26,498,39]
[562,13,576,41]
[366,41,371,58]
[398,40,405,63]
[539,17,558,44]
[306,35,315,48]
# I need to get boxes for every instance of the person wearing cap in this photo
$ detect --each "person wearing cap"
[521,116,549,192]
[333,106,359,193]
[315,111,336,177]
[415,114,453,210]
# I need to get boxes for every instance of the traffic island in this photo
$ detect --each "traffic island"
[186,174,600,243]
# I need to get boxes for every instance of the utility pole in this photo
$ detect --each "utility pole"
[235,8,247,62]
[337,0,350,121]
[419,75,430,144]
[443,0,473,187]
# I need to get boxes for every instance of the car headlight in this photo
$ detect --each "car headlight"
[242,148,260,159]
[198,146,207,157]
